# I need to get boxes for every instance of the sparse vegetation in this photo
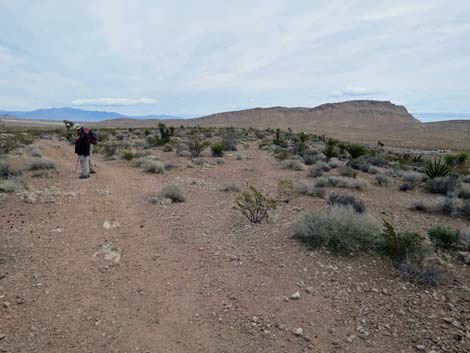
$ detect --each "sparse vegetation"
[220,182,241,192]
[375,174,392,186]
[26,158,56,171]
[159,184,186,203]
[281,159,305,171]
[210,143,225,157]
[142,160,165,174]
[235,185,277,223]
[424,157,451,178]
[327,192,366,214]
[428,226,460,251]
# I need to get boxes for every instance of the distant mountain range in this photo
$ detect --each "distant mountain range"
[0,107,184,122]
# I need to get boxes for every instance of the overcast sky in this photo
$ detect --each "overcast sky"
[1,0,469,117]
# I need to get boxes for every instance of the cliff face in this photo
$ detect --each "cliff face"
[191,100,421,130]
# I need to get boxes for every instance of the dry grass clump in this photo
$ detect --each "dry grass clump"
[26,158,56,171]
[220,182,241,192]
[425,175,462,196]
[327,192,366,214]
[413,197,470,219]
[142,160,165,174]
[293,205,382,254]
[159,184,186,202]
[399,171,427,183]
[315,176,368,191]
[295,181,326,198]
[375,174,392,186]
[281,159,306,171]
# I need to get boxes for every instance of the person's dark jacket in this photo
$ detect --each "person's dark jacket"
[75,128,90,156]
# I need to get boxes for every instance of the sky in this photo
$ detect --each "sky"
[1,0,470,119]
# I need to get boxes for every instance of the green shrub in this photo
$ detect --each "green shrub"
[400,171,427,183]
[399,182,416,192]
[120,149,139,161]
[26,158,56,171]
[327,192,366,214]
[277,179,295,203]
[162,144,173,152]
[142,160,165,174]
[159,184,186,202]
[350,155,388,172]
[424,157,450,178]
[382,220,427,263]
[1,160,21,179]
[235,186,277,223]
[398,258,442,286]
[210,143,225,157]
[0,179,24,193]
[345,143,368,159]
[327,176,368,190]
[428,226,460,251]
[188,140,208,157]
[445,152,468,166]
[102,144,118,159]
[375,174,391,186]
[281,159,305,171]
[292,205,382,254]
[322,144,338,161]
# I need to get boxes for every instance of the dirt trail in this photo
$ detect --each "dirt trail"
[1,140,469,353]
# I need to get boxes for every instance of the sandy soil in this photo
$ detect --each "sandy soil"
[1,139,469,353]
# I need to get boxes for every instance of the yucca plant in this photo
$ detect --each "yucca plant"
[210,142,225,157]
[424,157,451,179]
[345,143,368,159]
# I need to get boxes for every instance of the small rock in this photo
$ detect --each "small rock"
[305,286,314,294]
[346,335,357,343]
[290,292,301,300]
[15,296,25,304]
[2,301,10,308]
[415,344,425,351]
[292,328,303,337]
[0,333,5,340]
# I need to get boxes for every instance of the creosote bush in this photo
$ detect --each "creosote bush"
[235,186,277,223]
[327,192,366,214]
[159,184,186,203]
[293,205,382,254]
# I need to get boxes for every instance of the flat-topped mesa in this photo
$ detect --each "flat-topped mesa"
[194,100,421,130]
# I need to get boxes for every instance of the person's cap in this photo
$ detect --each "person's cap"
[73,124,81,130]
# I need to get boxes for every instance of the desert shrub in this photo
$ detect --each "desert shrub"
[327,192,366,214]
[102,144,118,159]
[142,160,165,174]
[162,144,173,152]
[435,197,470,218]
[400,171,427,183]
[189,140,208,157]
[322,144,338,161]
[303,149,325,165]
[220,182,241,192]
[210,143,225,157]
[292,205,382,254]
[425,175,461,196]
[424,157,450,178]
[0,179,24,193]
[328,158,342,169]
[192,158,208,166]
[314,177,330,188]
[345,143,368,159]
[382,220,427,263]
[312,161,331,172]
[309,166,323,178]
[0,160,21,179]
[294,181,326,198]
[428,226,460,251]
[27,147,42,157]
[120,149,140,161]
[459,227,470,251]
[399,182,416,192]
[338,167,357,178]
[26,158,56,171]
[281,159,305,171]
[277,179,295,202]
[375,174,392,186]
[327,176,368,190]
[350,155,388,172]
[130,157,148,167]
[273,149,291,160]
[159,184,186,202]
[398,258,443,286]
[444,152,468,166]
[458,188,470,199]
[235,186,277,223]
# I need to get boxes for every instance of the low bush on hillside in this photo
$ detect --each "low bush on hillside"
[220,182,241,192]
[344,143,368,159]
[295,181,326,198]
[428,226,460,251]
[350,155,388,172]
[381,220,428,263]
[0,179,24,193]
[324,176,368,191]
[400,171,427,183]
[235,185,277,223]
[425,175,462,196]
[375,174,392,186]
[142,160,165,174]
[277,179,295,203]
[26,158,56,171]
[188,140,208,157]
[292,205,382,254]
[302,149,325,165]
[281,159,305,171]
[210,143,225,157]
[338,167,357,178]
[398,258,443,286]
[399,181,416,192]
[327,192,366,214]
[159,184,186,203]
[413,197,470,219]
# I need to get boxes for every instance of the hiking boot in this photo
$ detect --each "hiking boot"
[79,175,89,179]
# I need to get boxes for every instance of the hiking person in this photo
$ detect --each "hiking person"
[74,124,91,179]
[84,127,97,173]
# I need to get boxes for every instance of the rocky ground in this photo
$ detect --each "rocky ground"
[0,139,469,353]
